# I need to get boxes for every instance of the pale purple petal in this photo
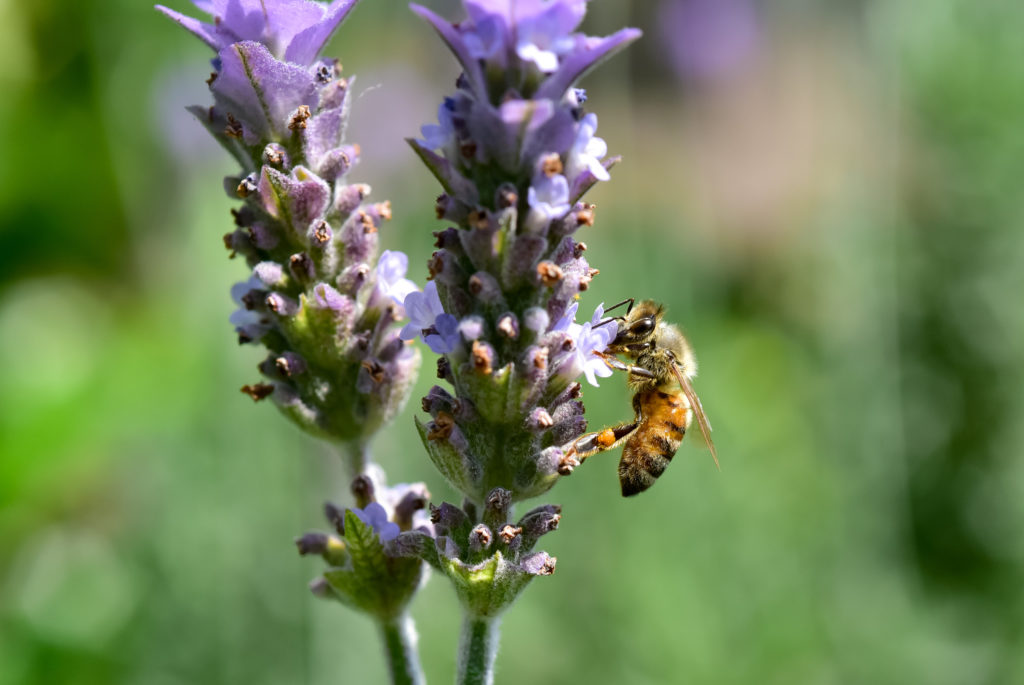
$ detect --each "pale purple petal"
[423,280,446,319]
[284,0,360,65]
[155,5,220,50]
[565,113,610,183]
[551,300,578,333]
[313,282,348,311]
[258,166,331,235]
[353,502,401,542]
[212,41,319,140]
[376,250,420,305]
[424,313,460,354]
[536,28,642,101]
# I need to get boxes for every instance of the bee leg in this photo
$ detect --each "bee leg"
[559,421,638,475]
[596,353,658,380]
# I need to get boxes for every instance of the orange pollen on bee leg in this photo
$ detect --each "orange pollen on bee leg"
[597,428,617,448]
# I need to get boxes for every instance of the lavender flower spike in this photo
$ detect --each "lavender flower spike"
[160,0,421,453]
[161,3,427,681]
[409,0,639,505]
[403,1,639,681]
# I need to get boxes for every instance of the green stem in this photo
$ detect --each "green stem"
[342,440,370,478]
[457,614,501,685]
[378,613,426,685]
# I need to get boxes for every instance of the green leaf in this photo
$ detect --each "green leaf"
[322,511,426,620]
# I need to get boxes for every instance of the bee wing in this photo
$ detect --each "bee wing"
[671,363,720,470]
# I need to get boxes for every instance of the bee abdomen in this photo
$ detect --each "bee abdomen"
[618,423,684,497]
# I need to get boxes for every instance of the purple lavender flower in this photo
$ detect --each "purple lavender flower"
[374,250,420,306]
[419,99,456,151]
[156,0,359,65]
[565,113,610,183]
[299,474,430,631]
[526,166,572,232]
[229,276,273,342]
[551,300,578,333]
[408,0,639,507]
[564,303,615,386]
[160,0,420,447]
[404,4,639,678]
[352,502,401,542]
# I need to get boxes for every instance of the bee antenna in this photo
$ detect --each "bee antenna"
[592,317,621,330]
[603,298,635,315]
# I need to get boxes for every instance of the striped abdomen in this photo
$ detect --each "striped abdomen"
[619,388,692,496]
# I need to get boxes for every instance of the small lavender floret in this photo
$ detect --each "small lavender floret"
[352,502,401,543]
[302,488,427,620]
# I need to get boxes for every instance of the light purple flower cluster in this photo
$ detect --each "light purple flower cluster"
[406,0,640,506]
[159,0,420,447]
[298,471,432,619]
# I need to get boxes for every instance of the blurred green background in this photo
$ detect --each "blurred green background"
[2,0,1023,683]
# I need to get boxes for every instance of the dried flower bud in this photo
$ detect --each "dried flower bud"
[483,488,512,530]
[469,524,493,553]
[324,502,345,536]
[288,104,311,130]
[351,475,375,509]
[428,411,455,440]
[537,261,564,287]
[241,383,275,402]
[471,341,494,375]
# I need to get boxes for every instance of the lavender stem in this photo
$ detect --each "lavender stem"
[343,440,371,478]
[457,615,500,685]
[378,613,425,685]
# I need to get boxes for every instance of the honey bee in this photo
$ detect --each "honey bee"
[564,299,718,496]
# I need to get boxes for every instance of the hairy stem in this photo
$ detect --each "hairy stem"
[457,614,501,685]
[378,613,426,685]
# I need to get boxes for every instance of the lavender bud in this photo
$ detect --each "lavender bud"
[394,490,429,531]
[334,183,371,217]
[483,488,512,530]
[288,252,315,283]
[263,143,289,168]
[458,315,486,341]
[467,271,503,305]
[496,312,519,340]
[351,474,376,509]
[274,352,307,378]
[430,502,470,538]
[295,532,329,556]
[309,577,333,599]
[469,341,495,376]
[422,385,456,416]
[324,502,346,535]
[518,505,562,553]
[468,524,493,553]
[253,261,287,287]
[520,552,557,576]
[527,407,555,432]
[523,307,550,335]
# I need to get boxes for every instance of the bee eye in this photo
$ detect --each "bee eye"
[630,318,655,336]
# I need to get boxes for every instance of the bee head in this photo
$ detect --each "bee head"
[610,300,664,350]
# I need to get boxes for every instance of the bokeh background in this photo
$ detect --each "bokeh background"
[2,0,1023,683]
